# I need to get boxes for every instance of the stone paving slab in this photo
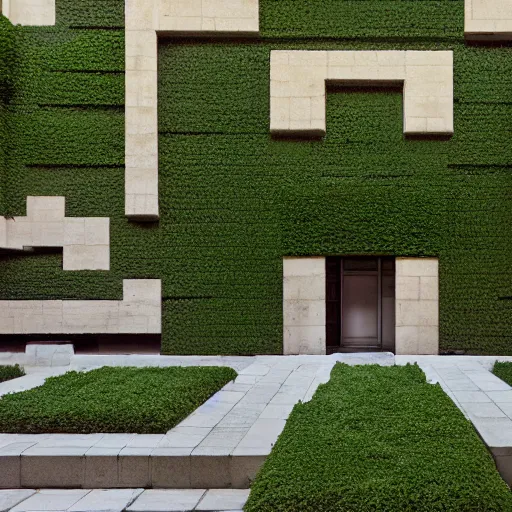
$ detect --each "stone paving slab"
[0,489,248,512]
[0,491,35,512]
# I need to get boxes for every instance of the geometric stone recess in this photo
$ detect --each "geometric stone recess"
[283,257,326,355]
[1,0,55,25]
[465,0,512,41]
[395,258,439,356]
[125,0,259,221]
[270,50,454,137]
[0,197,110,271]
[0,279,161,334]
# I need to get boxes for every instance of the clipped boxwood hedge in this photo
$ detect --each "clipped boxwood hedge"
[0,366,236,433]
[0,0,511,355]
[245,364,512,511]
[0,364,24,383]
[492,361,512,386]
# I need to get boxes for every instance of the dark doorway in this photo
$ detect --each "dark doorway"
[326,257,395,353]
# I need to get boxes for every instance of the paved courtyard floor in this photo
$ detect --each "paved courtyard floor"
[0,488,250,512]
[1,352,512,491]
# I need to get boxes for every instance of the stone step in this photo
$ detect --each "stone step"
[0,448,265,489]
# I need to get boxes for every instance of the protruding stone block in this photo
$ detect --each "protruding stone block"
[395,258,439,355]
[283,257,326,355]
[465,0,512,40]
[270,50,453,137]
[2,0,56,26]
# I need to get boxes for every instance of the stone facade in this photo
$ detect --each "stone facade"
[0,280,161,335]
[125,0,259,221]
[0,197,110,271]
[465,0,512,40]
[283,257,326,355]
[270,50,453,136]
[1,0,55,26]
[395,258,439,355]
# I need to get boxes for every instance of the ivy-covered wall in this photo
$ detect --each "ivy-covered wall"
[0,0,511,355]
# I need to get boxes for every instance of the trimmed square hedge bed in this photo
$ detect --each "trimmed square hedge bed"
[0,366,236,434]
[493,362,512,386]
[245,364,512,512]
[0,364,25,383]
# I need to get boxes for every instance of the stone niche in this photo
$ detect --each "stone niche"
[270,50,453,137]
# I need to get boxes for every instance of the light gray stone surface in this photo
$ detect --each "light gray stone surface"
[68,489,143,512]
[126,490,206,512]
[196,489,250,511]
[10,490,89,512]
[0,491,36,512]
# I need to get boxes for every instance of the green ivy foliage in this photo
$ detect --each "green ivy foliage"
[492,361,512,385]
[0,366,237,433]
[245,364,512,511]
[0,1,511,354]
[0,364,25,383]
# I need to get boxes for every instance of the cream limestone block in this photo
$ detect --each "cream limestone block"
[395,326,419,355]
[62,245,110,271]
[126,168,160,195]
[85,218,109,246]
[126,31,158,72]
[0,217,6,247]
[283,257,326,355]
[126,0,156,30]
[283,300,325,327]
[0,280,162,335]
[395,258,439,355]
[396,257,438,277]
[283,256,325,277]
[270,50,453,137]
[420,276,439,301]
[0,197,110,270]
[284,326,326,355]
[64,218,86,246]
[2,0,55,26]
[395,276,420,301]
[124,279,161,302]
[31,222,64,247]
[160,0,202,18]
[27,196,65,221]
[126,71,158,108]
[283,276,325,301]
[465,0,512,40]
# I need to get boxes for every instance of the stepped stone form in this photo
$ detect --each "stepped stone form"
[0,279,162,335]
[1,0,55,26]
[270,50,453,136]
[0,197,110,271]
[465,0,512,40]
[125,0,259,220]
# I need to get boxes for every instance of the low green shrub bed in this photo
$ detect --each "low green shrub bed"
[0,366,236,433]
[492,362,512,386]
[245,364,512,512]
[0,365,24,383]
